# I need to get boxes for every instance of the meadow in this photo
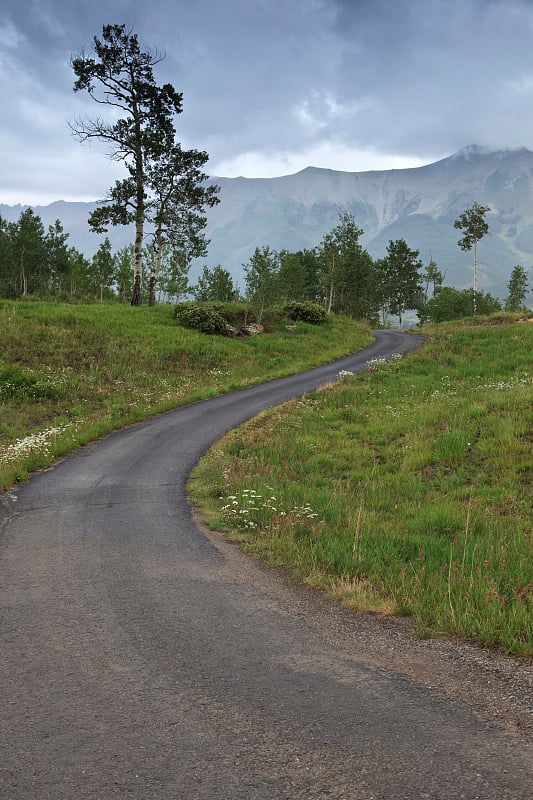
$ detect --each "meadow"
[190,316,533,655]
[0,300,371,488]
[2,300,531,654]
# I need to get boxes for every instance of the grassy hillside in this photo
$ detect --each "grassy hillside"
[0,300,372,489]
[190,315,533,655]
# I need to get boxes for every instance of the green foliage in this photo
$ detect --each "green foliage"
[423,286,502,322]
[421,258,444,301]
[454,202,490,251]
[278,250,318,303]
[381,238,423,328]
[316,212,375,317]
[146,144,220,305]
[194,302,246,326]
[453,202,491,314]
[505,265,529,311]
[173,302,227,334]
[90,238,116,299]
[284,301,328,324]
[193,264,238,302]
[0,364,65,400]
[70,23,215,305]
[243,246,280,321]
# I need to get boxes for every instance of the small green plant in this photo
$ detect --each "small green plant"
[284,301,328,325]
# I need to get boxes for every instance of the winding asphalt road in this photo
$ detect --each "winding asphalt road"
[1,330,531,799]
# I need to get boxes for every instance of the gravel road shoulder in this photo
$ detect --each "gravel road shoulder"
[196,512,533,741]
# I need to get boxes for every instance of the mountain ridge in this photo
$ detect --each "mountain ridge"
[2,146,533,297]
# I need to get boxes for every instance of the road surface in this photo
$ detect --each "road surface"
[1,330,531,799]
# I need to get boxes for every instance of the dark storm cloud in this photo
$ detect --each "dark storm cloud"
[1,0,533,202]
[327,0,533,157]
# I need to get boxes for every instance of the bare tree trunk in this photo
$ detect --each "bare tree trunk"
[131,273,142,306]
[149,227,162,306]
[473,241,477,316]
[20,250,27,296]
[327,282,334,313]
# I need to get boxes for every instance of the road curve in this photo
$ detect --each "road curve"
[1,330,531,799]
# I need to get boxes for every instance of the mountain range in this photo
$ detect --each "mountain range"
[2,145,533,299]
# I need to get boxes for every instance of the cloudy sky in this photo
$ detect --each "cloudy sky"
[1,0,533,205]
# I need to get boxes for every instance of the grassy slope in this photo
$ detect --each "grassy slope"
[0,300,372,488]
[190,315,533,655]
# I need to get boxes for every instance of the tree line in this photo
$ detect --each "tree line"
[1,205,529,322]
[0,208,189,303]
[238,209,529,324]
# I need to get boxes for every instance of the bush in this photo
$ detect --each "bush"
[201,302,248,325]
[173,303,227,334]
[284,301,328,325]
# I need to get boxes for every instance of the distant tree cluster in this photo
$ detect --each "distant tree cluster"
[239,203,529,325]
[0,209,192,303]
[2,201,528,324]
[241,212,425,328]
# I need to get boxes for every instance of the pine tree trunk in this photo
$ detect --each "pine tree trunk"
[149,227,162,306]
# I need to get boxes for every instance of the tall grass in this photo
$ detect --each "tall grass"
[190,316,533,655]
[0,300,372,488]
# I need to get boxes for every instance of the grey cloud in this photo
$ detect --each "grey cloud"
[2,0,533,202]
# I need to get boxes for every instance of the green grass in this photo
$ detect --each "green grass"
[0,300,372,488]
[190,315,533,655]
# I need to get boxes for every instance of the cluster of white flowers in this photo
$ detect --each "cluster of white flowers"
[287,503,319,519]
[430,374,459,398]
[295,398,321,408]
[430,372,530,400]
[0,423,76,466]
[220,488,320,530]
[208,367,230,378]
[475,373,531,392]
[338,370,355,380]
[366,352,403,371]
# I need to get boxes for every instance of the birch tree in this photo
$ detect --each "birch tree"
[454,202,490,315]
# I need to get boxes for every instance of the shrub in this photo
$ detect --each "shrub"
[173,303,227,334]
[284,301,328,325]
[201,302,248,325]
